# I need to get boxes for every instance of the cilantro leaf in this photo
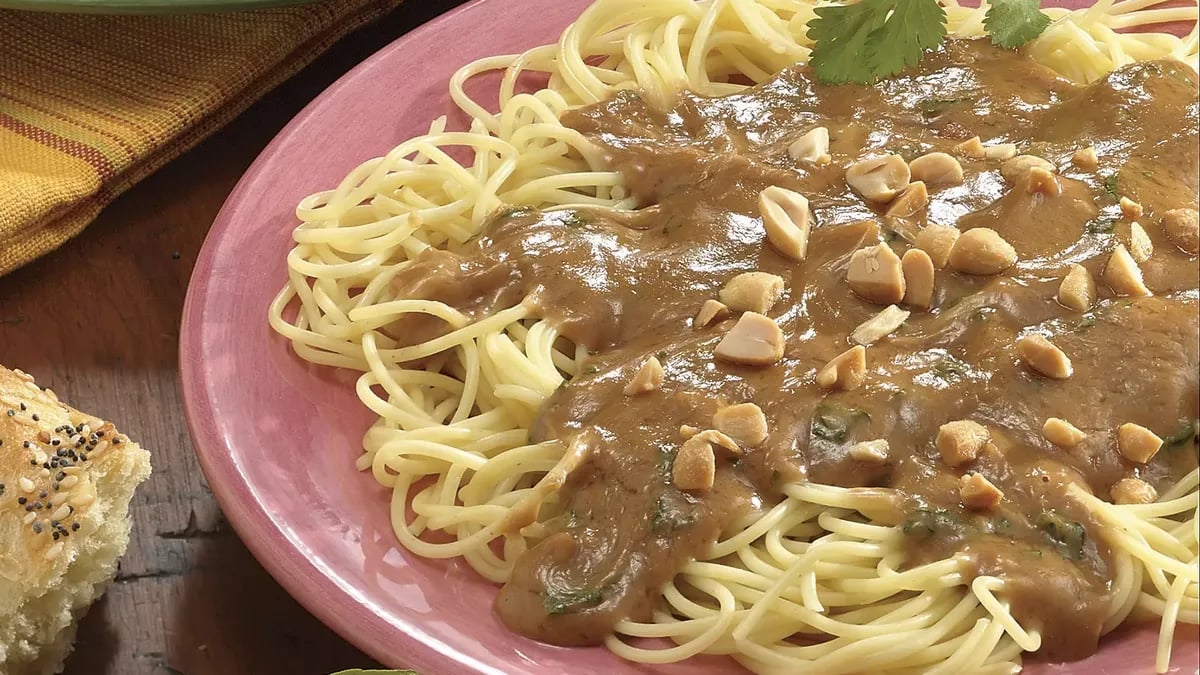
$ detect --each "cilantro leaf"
[868,0,948,78]
[984,0,1052,49]
[809,0,948,85]
[808,0,892,85]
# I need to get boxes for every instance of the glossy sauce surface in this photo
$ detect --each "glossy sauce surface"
[391,42,1199,660]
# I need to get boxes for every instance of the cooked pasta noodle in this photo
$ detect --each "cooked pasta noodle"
[269,0,1200,672]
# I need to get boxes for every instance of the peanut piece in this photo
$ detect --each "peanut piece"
[695,429,742,455]
[983,143,1018,160]
[1103,244,1151,297]
[673,435,716,491]
[1126,222,1153,263]
[952,136,986,159]
[1120,197,1144,220]
[846,155,911,203]
[1162,208,1199,255]
[713,403,769,447]
[695,299,730,328]
[1026,167,1062,197]
[885,181,929,218]
[719,272,785,314]
[1015,334,1073,379]
[1042,418,1087,448]
[908,152,963,185]
[788,127,831,165]
[915,224,961,269]
[1001,154,1055,182]
[901,248,935,310]
[847,244,906,304]
[948,228,1017,275]
[715,312,785,366]
[1057,264,1096,313]
[960,473,1004,510]
[937,420,990,466]
[849,439,890,463]
[1117,423,1163,464]
[624,356,664,395]
[851,305,910,346]
[1110,478,1158,505]
[759,186,813,261]
[816,345,867,391]
[1072,146,1098,171]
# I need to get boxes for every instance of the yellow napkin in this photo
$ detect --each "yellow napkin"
[0,1,403,276]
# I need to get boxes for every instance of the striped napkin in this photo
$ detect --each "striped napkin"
[0,1,403,276]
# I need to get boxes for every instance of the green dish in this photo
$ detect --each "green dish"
[0,0,316,13]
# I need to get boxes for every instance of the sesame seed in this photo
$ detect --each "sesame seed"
[50,504,70,521]
[44,541,64,560]
[19,477,35,493]
[71,523,80,531]
[60,475,79,489]
[26,513,38,526]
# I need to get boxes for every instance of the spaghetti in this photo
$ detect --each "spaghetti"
[269,1,1200,672]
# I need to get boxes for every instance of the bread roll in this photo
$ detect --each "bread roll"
[0,365,151,675]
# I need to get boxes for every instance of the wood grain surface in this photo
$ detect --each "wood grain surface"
[0,3,466,673]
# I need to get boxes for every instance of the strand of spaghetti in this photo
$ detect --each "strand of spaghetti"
[606,577,738,662]
[1157,556,1196,672]
[971,577,1042,652]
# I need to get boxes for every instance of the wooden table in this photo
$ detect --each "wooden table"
[0,3,465,672]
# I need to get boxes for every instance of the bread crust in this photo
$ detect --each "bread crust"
[0,365,151,675]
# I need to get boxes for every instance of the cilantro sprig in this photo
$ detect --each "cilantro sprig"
[984,0,1053,48]
[808,0,1052,85]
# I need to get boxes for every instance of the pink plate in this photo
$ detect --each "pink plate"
[179,1,1199,672]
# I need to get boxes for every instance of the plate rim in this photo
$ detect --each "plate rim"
[179,0,513,672]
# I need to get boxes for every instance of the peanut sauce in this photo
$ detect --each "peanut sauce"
[390,41,1199,661]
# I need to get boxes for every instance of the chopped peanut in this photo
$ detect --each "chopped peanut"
[695,428,742,455]
[952,136,986,159]
[1120,197,1144,220]
[1162,208,1199,255]
[885,181,929,218]
[713,403,769,447]
[759,186,813,261]
[719,272,785,314]
[901,248,935,310]
[908,152,964,185]
[948,228,1017,275]
[937,420,990,466]
[983,143,1018,161]
[1103,244,1152,297]
[1057,264,1096,312]
[695,299,730,328]
[847,244,906,304]
[715,312,785,366]
[960,473,1004,510]
[673,435,716,491]
[788,127,831,164]
[816,345,867,391]
[1117,423,1163,464]
[1001,154,1055,182]
[846,154,911,203]
[849,439,890,463]
[1025,167,1062,197]
[915,224,961,269]
[1042,418,1087,448]
[624,356,664,395]
[1125,222,1154,263]
[680,424,699,438]
[1110,478,1158,505]
[1015,334,1073,379]
[851,305,910,346]
[1072,146,1098,171]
